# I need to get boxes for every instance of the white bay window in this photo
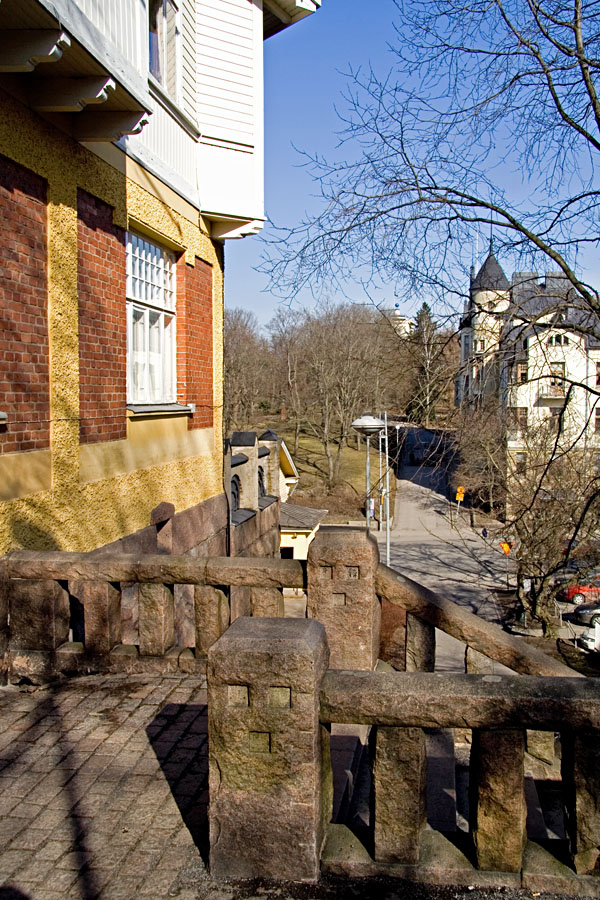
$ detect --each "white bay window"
[126,233,176,404]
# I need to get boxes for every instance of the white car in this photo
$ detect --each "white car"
[578,627,599,652]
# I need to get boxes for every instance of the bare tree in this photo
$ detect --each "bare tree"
[223,308,270,433]
[290,303,382,489]
[452,397,600,628]
[264,0,600,330]
[404,303,458,423]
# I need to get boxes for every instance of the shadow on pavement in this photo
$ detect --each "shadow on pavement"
[146,703,210,863]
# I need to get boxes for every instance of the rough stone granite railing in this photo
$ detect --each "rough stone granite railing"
[0,527,575,681]
[2,530,598,894]
[0,552,302,679]
[208,616,600,895]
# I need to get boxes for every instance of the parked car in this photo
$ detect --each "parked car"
[578,627,599,652]
[573,597,600,626]
[558,574,600,605]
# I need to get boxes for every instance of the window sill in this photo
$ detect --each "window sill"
[127,403,194,418]
[231,509,256,526]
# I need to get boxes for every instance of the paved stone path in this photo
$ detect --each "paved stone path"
[0,674,209,900]
[0,674,574,900]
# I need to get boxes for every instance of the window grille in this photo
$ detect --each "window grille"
[126,233,177,404]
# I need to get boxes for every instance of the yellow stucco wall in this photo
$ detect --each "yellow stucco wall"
[0,93,224,552]
[279,528,319,561]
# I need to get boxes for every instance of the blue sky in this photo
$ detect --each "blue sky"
[225,0,399,327]
[225,0,600,329]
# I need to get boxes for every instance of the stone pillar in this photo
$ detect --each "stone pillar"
[138,583,174,656]
[9,579,69,650]
[562,730,600,874]
[373,726,427,863]
[208,617,331,882]
[470,728,526,872]
[79,582,121,654]
[229,586,252,622]
[379,597,406,670]
[405,613,435,672]
[194,586,230,657]
[231,432,259,511]
[526,730,555,765]
[465,646,494,674]
[307,529,380,670]
[250,587,284,618]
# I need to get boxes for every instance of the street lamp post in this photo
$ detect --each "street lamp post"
[384,411,390,566]
[352,415,385,538]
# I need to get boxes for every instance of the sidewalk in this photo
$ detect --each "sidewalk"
[378,465,514,623]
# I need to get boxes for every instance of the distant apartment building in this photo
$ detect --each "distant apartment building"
[456,248,600,470]
[0,0,321,554]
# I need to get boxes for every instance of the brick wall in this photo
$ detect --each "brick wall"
[78,189,127,443]
[0,154,49,454]
[177,257,214,429]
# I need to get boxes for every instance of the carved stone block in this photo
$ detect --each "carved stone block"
[307,530,380,670]
[208,617,331,882]
[138,583,174,656]
[373,725,426,863]
[470,728,526,872]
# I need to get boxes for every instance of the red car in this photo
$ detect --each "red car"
[561,574,600,605]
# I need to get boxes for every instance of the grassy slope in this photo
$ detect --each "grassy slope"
[264,417,383,523]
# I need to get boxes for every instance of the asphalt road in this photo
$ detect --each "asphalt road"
[374,464,585,672]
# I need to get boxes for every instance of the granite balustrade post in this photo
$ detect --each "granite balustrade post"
[470,728,526,872]
[405,613,435,672]
[8,578,69,650]
[250,587,284,618]
[194,586,230,657]
[68,581,121,654]
[562,729,600,874]
[208,617,331,882]
[138,582,174,656]
[372,725,427,863]
[307,530,380,670]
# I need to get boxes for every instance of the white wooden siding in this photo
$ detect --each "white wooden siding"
[197,0,255,146]
[130,100,199,193]
[77,0,144,73]
[180,0,198,121]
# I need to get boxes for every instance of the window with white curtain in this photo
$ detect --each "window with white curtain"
[126,233,176,404]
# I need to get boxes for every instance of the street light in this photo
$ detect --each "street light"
[352,415,385,537]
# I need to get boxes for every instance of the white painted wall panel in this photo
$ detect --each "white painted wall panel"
[78,0,144,72]
[180,0,198,121]
[197,0,256,145]
[198,141,262,219]
[127,101,199,195]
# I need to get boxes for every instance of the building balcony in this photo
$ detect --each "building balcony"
[538,382,565,401]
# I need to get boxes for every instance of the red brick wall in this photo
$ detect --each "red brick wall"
[0,154,49,454]
[78,189,127,443]
[177,257,214,429]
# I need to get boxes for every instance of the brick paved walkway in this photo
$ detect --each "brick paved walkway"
[0,674,209,900]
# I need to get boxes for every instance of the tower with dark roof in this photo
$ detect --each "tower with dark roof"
[471,250,510,295]
[457,247,511,405]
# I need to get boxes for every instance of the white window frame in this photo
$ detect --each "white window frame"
[126,232,177,405]
[148,0,180,101]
